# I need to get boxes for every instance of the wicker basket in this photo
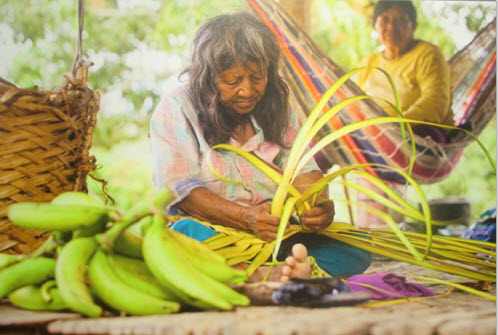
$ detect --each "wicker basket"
[0,66,100,254]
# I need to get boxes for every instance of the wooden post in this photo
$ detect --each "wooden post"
[279,0,311,34]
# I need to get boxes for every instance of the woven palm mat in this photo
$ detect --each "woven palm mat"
[0,67,100,255]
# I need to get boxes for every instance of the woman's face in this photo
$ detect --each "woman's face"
[374,6,415,50]
[217,61,268,115]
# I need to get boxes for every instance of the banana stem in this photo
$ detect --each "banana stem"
[96,188,175,251]
[30,235,57,258]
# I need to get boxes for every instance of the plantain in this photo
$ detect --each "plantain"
[8,284,68,311]
[0,253,25,270]
[108,253,178,301]
[113,230,143,258]
[95,187,175,251]
[55,237,102,317]
[0,257,55,299]
[88,249,180,315]
[51,191,102,206]
[40,279,57,303]
[170,228,226,264]
[73,220,108,239]
[137,215,153,236]
[8,202,114,232]
[143,215,239,311]
[168,229,247,285]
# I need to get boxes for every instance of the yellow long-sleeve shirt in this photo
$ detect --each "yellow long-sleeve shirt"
[356,40,454,126]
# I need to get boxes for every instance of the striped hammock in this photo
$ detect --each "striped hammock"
[247,0,496,184]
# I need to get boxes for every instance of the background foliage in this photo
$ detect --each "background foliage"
[1,0,495,221]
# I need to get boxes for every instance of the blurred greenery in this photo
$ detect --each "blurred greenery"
[1,0,495,220]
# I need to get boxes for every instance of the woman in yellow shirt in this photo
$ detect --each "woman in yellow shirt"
[357,0,453,126]
[354,0,454,228]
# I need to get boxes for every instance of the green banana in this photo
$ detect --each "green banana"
[168,229,247,285]
[40,279,57,302]
[55,237,102,317]
[8,284,68,311]
[107,253,179,302]
[95,187,175,251]
[73,220,108,239]
[113,230,143,259]
[170,228,226,264]
[0,253,25,270]
[0,257,55,299]
[143,215,234,311]
[88,249,180,315]
[137,215,153,236]
[53,231,73,245]
[8,202,113,232]
[51,192,102,206]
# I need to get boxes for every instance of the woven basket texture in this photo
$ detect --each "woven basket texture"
[0,71,100,254]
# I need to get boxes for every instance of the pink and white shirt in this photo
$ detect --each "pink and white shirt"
[149,84,319,214]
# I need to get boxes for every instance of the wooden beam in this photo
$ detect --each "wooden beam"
[279,0,311,33]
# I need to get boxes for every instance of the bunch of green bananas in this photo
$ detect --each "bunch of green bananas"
[0,188,249,317]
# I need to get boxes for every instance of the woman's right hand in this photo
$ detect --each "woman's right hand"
[244,203,281,242]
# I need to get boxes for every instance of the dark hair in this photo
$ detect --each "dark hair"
[372,0,417,26]
[181,11,290,147]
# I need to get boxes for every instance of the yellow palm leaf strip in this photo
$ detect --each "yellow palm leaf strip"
[350,170,420,217]
[295,164,375,210]
[344,198,425,262]
[202,232,229,245]
[289,95,373,184]
[329,227,495,271]
[234,238,267,246]
[271,68,367,218]
[272,196,299,262]
[363,234,494,266]
[321,229,419,263]
[341,232,495,273]
[207,223,258,238]
[209,143,302,199]
[216,238,266,257]
[407,275,497,301]
[226,244,263,266]
[327,222,362,230]
[342,179,416,222]
[295,117,419,179]
[216,243,253,258]
[321,230,496,282]
[395,231,496,257]
[322,227,494,274]
[244,241,276,278]
[360,290,453,308]
[344,172,460,227]
[427,249,496,270]
[431,235,497,253]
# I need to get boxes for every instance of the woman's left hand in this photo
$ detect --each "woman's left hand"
[300,199,335,233]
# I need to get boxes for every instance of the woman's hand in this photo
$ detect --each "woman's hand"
[244,203,282,242]
[300,199,335,233]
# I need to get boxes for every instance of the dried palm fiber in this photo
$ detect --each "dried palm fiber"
[0,64,100,254]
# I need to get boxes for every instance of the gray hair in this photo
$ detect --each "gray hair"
[182,11,290,147]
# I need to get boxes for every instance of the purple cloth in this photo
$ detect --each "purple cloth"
[346,272,434,300]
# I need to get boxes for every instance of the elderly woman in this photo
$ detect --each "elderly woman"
[354,0,454,228]
[357,0,454,126]
[149,11,371,281]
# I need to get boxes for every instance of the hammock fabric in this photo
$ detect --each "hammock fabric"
[247,0,496,184]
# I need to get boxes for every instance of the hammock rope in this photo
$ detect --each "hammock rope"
[247,0,496,185]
